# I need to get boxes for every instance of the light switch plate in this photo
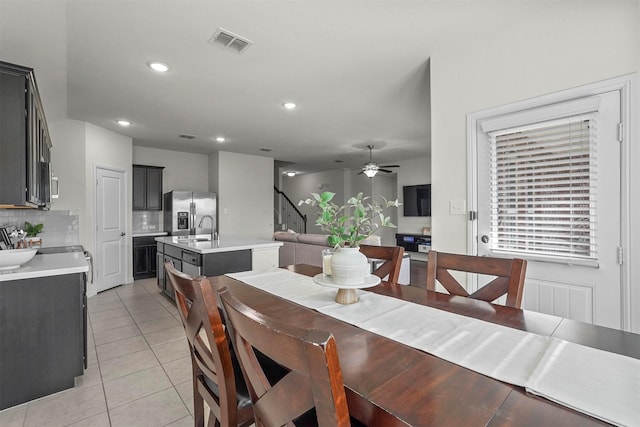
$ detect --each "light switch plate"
[449,200,466,215]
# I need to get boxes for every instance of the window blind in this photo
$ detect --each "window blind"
[489,115,597,263]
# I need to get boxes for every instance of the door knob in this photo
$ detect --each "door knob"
[120,232,126,236]
[481,235,489,243]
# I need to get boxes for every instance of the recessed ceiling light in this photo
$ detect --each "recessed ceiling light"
[286,171,296,177]
[116,120,131,127]
[283,102,297,110]
[148,62,169,72]
[215,136,226,143]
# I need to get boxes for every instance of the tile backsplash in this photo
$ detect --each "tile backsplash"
[133,210,162,234]
[0,210,79,247]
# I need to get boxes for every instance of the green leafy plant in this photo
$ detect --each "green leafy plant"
[299,192,400,248]
[24,222,43,237]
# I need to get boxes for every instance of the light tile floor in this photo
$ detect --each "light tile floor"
[0,278,197,427]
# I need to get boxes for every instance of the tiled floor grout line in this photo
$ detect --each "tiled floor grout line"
[87,302,112,427]
[110,281,192,426]
[79,280,188,426]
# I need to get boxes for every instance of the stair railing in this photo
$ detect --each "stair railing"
[274,186,307,234]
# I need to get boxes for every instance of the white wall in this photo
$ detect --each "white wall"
[282,169,347,234]
[430,1,639,258]
[208,151,220,196]
[0,0,67,123]
[133,146,209,193]
[49,120,86,216]
[85,123,133,289]
[49,120,133,294]
[213,151,273,239]
[370,173,398,246]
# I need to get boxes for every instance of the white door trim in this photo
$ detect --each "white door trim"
[467,73,638,332]
[93,164,129,292]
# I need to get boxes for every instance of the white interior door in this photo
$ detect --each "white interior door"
[96,167,126,292]
[473,91,622,329]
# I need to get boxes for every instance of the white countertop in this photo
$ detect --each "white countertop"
[0,252,89,282]
[133,232,168,237]
[156,235,282,254]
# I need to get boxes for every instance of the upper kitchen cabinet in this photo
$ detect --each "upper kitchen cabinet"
[0,61,52,209]
[133,165,164,210]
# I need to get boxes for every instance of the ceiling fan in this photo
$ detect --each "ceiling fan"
[358,144,400,178]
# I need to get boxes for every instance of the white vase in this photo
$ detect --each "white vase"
[330,247,369,286]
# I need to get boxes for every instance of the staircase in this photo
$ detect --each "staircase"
[274,186,307,233]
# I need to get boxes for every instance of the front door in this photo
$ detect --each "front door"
[95,167,127,292]
[472,90,622,329]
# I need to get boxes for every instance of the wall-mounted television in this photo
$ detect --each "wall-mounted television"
[403,184,431,217]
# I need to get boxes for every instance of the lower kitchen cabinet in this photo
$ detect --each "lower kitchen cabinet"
[157,243,251,301]
[0,273,86,410]
[133,236,158,280]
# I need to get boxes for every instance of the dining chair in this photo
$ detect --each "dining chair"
[426,250,527,308]
[218,287,360,427]
[359,244,404,286]
[164,262,255,427]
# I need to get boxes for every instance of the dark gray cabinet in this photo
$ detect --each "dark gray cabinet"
[133,236,158,280]
[0,61,52,209]
[133,165,164,210]
[156,243,251,301]
[0,273,86,410]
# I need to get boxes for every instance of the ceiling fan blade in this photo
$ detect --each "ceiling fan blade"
[357,170,364,175]
[380,165,400,168]
[378,168,395,173]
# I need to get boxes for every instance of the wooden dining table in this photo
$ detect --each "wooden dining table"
[208,264,640,427]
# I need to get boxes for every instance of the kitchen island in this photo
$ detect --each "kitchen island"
[155,235,282,300]
[0,252,89,410]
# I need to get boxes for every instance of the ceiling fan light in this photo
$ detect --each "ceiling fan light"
[363,169,378,178]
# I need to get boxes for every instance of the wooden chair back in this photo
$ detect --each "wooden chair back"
[218,287,352,427]
[359,244,404,286]
[426,250,527,308]
[165,262,254,427]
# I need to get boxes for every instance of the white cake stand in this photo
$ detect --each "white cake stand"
[313,273,381,304]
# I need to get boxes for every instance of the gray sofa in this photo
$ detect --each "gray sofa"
[273,231,330,268]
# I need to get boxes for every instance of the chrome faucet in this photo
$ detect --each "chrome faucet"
[198,215,218,241]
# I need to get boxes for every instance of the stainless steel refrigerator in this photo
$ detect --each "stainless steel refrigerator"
[163,191,217,236]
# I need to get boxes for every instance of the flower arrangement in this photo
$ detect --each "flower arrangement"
[299,192,400,248]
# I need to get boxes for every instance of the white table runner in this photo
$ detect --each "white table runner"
[227,268,640,427]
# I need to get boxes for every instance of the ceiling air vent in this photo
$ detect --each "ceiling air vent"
[179,134,196,140]
[207,28,253,53]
